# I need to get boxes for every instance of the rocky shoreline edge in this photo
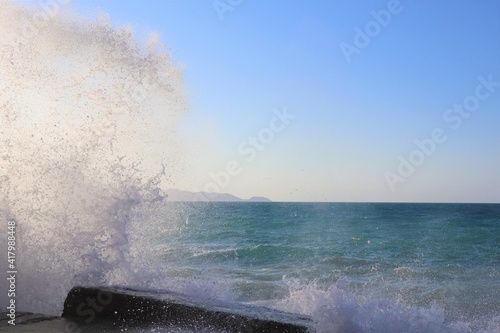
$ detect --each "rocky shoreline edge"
[0,286,313,332]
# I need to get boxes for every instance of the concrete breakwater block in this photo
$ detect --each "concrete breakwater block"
[62,286,313,332]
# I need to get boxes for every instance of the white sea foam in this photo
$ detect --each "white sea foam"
[280,280,500,333]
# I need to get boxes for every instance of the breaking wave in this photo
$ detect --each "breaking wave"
[0,0,187,315]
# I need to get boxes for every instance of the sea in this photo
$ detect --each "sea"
[149,202,500,333]
[1,2,499,333]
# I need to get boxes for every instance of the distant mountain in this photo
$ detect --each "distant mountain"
[247,196,272,202]
[165,189,271,202]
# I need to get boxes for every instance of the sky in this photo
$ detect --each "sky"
[19,0,500,202]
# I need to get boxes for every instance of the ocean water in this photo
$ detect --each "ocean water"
[1,2,500,333]
[145,202,500,333]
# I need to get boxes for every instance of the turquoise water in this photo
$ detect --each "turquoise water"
[153,202,500,332]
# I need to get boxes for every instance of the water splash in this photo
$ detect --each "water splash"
[0,1,187,315]
[280,280,500,333]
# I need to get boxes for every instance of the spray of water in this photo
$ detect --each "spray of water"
[0,1,187,315]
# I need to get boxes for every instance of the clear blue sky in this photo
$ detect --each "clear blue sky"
[30,0,500,202]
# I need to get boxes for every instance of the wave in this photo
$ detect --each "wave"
[280,281,500,333]
[0,0,186,315]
